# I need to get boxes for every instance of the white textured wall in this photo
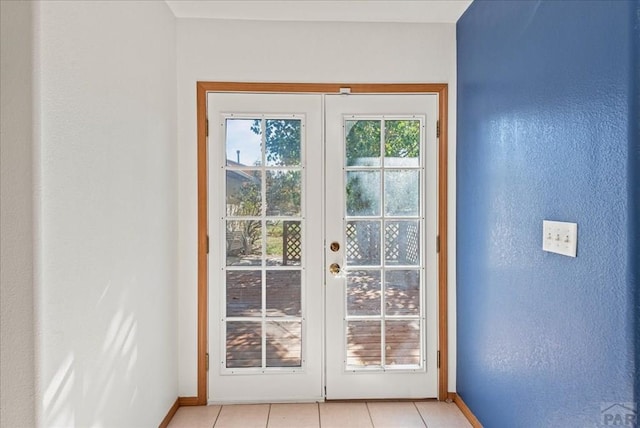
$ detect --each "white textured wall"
[36,1,178,426]
[1,1,37,426]
[176,18,458,396]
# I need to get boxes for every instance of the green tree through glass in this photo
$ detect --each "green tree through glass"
[346,120,420,215]
[245,118,420,217]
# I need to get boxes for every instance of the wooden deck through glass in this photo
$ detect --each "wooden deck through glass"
[225,272,421,369]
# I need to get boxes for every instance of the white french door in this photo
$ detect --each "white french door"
[207,93,324,402]
[207,92,438,403]
[324,94,438,399]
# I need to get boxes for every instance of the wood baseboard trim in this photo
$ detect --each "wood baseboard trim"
[158,398,180,428]
[178,396,201,406]
[452,393,483,427]
[158,396,204,428]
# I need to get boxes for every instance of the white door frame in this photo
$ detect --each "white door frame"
[195,82,450,405]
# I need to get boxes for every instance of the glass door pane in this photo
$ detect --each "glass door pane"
[223,117,305,371]
[343,118,424,370]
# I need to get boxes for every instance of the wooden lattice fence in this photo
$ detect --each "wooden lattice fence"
[283,221,302,265]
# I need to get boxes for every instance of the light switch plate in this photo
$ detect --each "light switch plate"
[543,220,577,257]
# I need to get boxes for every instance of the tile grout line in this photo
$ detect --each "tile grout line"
[365,402,376,428]
[265,403,272,428]
[413,402,429,428]
[317,401,322,428]
[212,405,223,428]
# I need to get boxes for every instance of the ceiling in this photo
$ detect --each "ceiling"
[164,1,473,24]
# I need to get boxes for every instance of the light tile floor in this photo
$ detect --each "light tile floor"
[168,401,472,428]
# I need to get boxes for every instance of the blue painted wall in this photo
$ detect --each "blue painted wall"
[630,0,640,417]
[456,1,638,426]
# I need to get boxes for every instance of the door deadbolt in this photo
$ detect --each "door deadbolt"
[330,242,340,252]
[329,263,341,275]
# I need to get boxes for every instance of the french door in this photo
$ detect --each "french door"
[324,94,438,399]
[208,93,324,402]
[207,92,438,403]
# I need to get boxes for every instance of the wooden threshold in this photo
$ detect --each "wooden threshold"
[196,81,450,404]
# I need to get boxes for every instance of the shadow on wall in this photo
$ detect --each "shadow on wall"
[43,282,139,427]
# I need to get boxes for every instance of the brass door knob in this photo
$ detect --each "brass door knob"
[329,263,341,275]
